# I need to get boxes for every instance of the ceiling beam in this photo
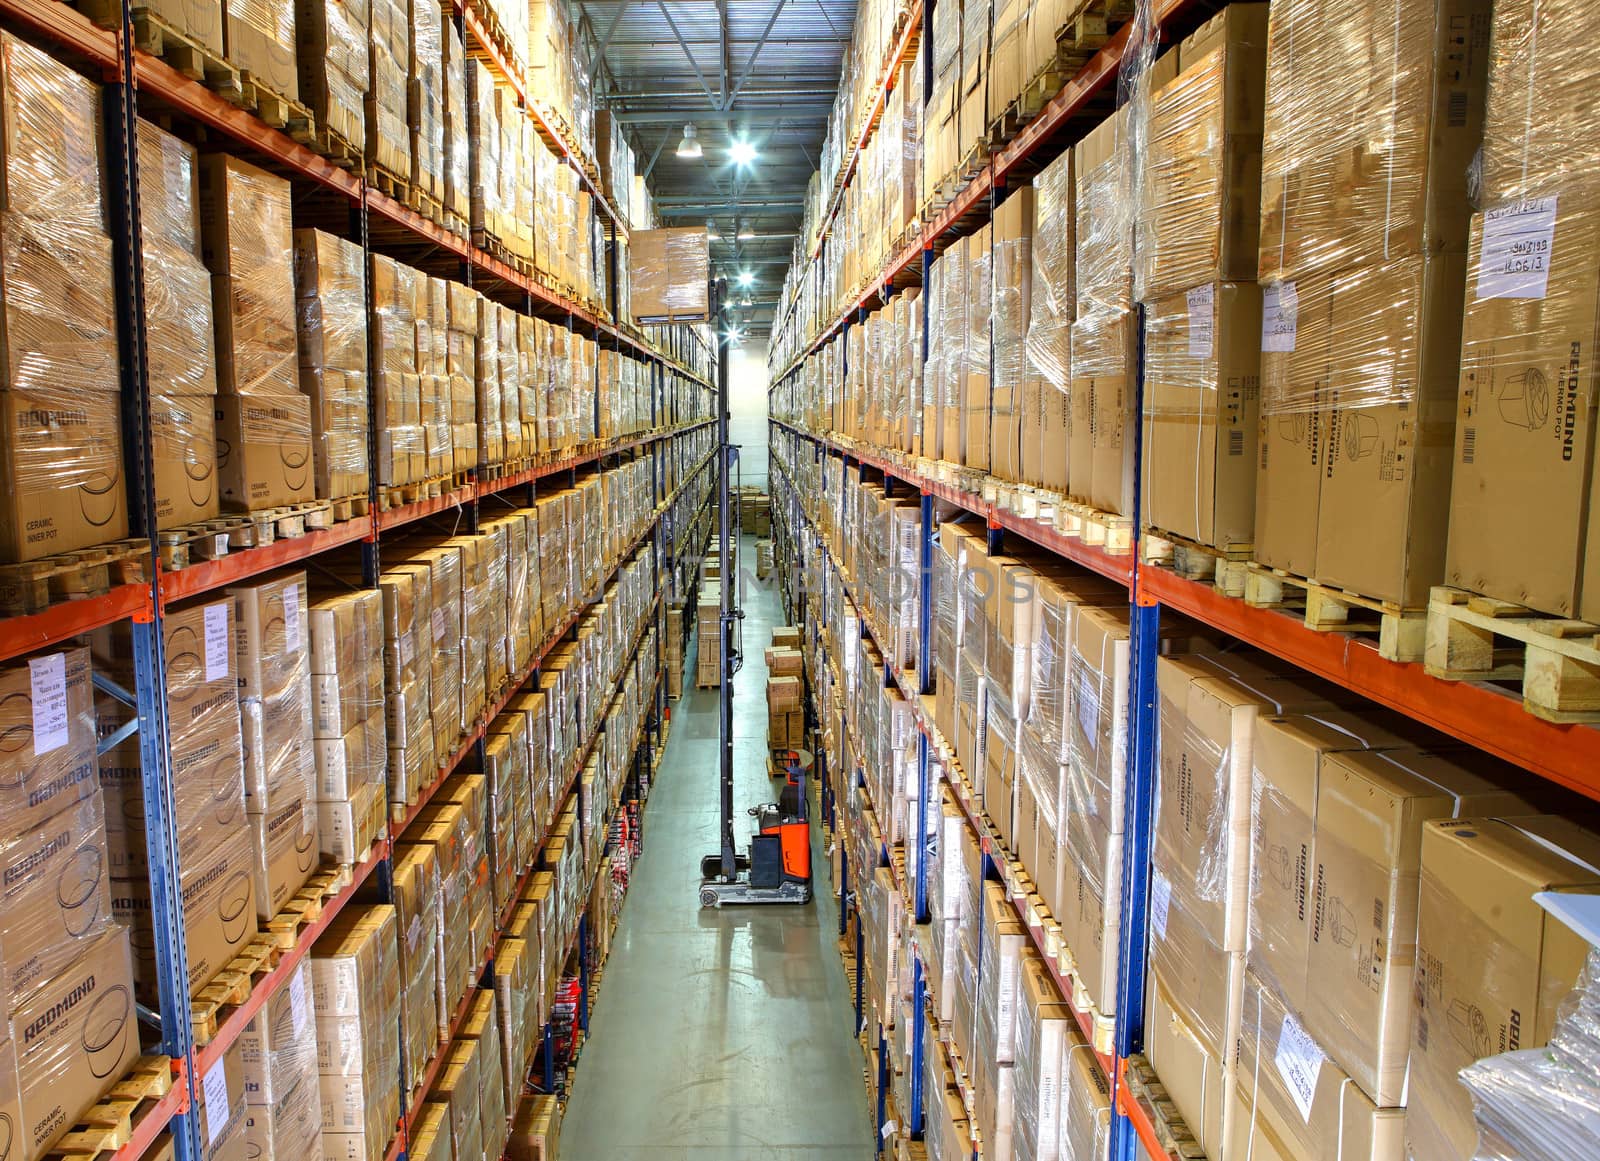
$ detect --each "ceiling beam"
[609,106,832,124]
[585,0,631,83]
[725,0,790,109]
[654,1,718,108]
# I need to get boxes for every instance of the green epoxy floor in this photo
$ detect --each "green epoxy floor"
[559,536,875,1159]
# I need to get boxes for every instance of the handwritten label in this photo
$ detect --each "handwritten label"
[283,584,301,651]
[290,969,310,1033]
[202,1064,231,1145]
[28,654,68,755]
[1151,869,1172,939]
[1187,283,1216,360]
[1262,282,1299,353]
[1477,197,1558,300]
[204,603,230,682]
[1275,1010,1325,1121]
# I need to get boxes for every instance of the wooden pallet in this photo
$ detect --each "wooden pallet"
[0,539,152,615]
[191,858,363,1044]
[378,474,455,511]
[229,499,334,545]
[1142,529,1251,598]
[237,71,316,145]
[310,123,362,171]
[1424,586,1600,723]
[1123,1054,1209,1160]
[1055,501,1134,555]
[77,4,239,98]
[1242,565,1425,663]
[329,493,371,523]
[43,1057,176,1161]
[157,518,246,571]
[367,163,411,205]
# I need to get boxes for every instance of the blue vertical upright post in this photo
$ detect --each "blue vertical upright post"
[909,955,926,1137]
[578,915,591,1034]
[1111,301,1157,1160]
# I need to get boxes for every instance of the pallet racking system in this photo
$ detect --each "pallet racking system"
[0,1,719,1159]
[764,1,1600,1157]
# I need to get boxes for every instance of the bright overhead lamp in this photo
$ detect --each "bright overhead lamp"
[676,124,702,159]
[739,291,753,308]
[737,270,755,288]
[736,220,755,241]
[729,137,758,166]
[705,218,720,240]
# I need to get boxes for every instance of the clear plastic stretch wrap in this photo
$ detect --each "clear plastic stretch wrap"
[311,905,402,1161]
[239,956,322,1123]
[443,19,469,220]
[939,247,967,442]
[1074,104,1135,317]
[295,229,369,500]
[298,0,368,152]
[1136,7,1266,302]
[468,63,501,239]
[1462,946,1600,1161]
[366,0,409,177]
[409,0,444,196]
[1258,0,1481,286]
[200,154,300,396]
[2,33,105,232]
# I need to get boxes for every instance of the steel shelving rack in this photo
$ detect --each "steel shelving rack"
[0,2,717,1160]
[763,0,1600,1157]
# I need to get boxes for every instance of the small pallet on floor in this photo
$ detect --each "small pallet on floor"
[0,539,152,615]
[1243,564,1426,663]
[1424,586,1600,723]
[1142,529,1251,598]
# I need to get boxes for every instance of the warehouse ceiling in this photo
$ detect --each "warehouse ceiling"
[579,0,858,335]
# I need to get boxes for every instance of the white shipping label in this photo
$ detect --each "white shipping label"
[204,603,230,682]
[1150,869,1172,940]
[202,1063,231,1145]
[1187,283,1216,359]
[432,608,447,641]
[283,584,302,651]
[290,970,310,1033]
[1262,281,1299,353]
[27,653,69,756]
[1477,196,1559,300]
[1275,1010,1326,1122]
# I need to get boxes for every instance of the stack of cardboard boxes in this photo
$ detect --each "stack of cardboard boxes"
[1445,2,1600,623]
[294,229,371,508]
[298,0,368,157]
[765,627,806,749]
[239,959,324,1161]
[310,590,388,864]
[367,0,411,178]
[312,905,401,1161]
[0,649,140,1161]
[1254,0,1485,609]
[141,119,222,532]
[1137,7,1267,558]
[203,155,316,513]
[0,36,128,562]
[371,253,427,493]
[233,573,320,921]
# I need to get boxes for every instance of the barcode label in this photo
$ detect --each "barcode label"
[1462,427,1477,464]
[1228,428,1245,458]
[1448,89,1469,128]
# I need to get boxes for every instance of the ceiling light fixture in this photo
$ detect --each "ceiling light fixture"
[705,218,720,240]
[737,270,755,288]
[729,138,758,166]
[736,220,755,241]
[739,291,753,308]
[676,124,702,159]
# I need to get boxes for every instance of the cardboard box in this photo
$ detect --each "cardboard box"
[1447,201,1600,618]
[0,35,107,229]
[222,0,297,102]
[216,393,316,511]
[1304,747,1534,1105]
[150,391,220,529]
[1257,0,1489,284]
[1144,969,1227,1158]
[1138,4,1268,301]
[0,384,127,562]
[10,927,137,1161]
[175,839,259,996]
[0,649,99,839]
[1061,1041,1111,1161]
[1247,709,1416,1014]
[627,228,709,322]
[1231,970,1404,1161]
[1141,283,1262,553]
[0,789,113,1004]
[766,676,801,712]
[1405,815,1600,1161]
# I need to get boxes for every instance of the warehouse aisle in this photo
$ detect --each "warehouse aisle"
[560,535,874,1160]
